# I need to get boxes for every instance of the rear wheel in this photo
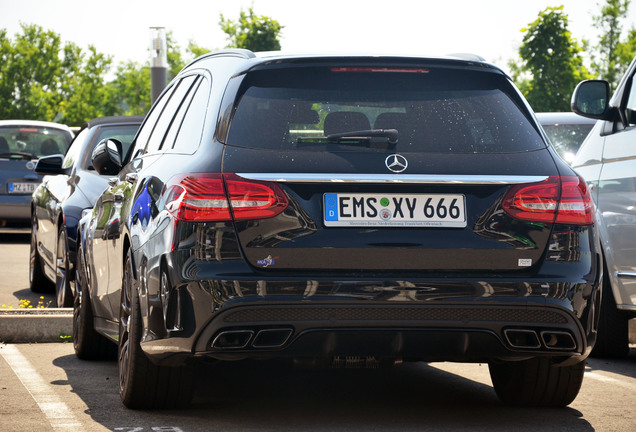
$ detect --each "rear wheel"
[591,272,630,358]
[73,240,116,360]
[118,250,195,409]
[55,225,73,307]
[29,214,53,293]
[489,357,585,407]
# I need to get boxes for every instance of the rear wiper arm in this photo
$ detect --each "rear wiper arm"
[296,129,399,146]
[327,129,398,145]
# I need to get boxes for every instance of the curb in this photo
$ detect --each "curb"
[0,309,73,343]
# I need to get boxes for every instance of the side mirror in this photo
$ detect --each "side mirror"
[34,154,66,175]
[92,138,123,175]
[571,80,611,119]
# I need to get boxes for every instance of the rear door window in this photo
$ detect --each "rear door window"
[225,67,544,153]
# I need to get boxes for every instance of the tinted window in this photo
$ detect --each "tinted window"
[129,85,176,160]
[171,77,210,152]
[226,67,543,153]
[145,75,198,154]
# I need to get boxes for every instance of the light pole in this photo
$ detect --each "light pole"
[150,27,167,104]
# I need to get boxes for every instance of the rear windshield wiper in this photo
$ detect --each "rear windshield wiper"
[297,129,398,146]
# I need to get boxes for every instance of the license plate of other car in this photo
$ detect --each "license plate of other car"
[8,182,38,194]
[323,193,466,227]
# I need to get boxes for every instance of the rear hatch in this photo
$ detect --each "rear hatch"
[217,60,584,274]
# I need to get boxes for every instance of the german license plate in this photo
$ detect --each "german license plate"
[8,182,38,194]
[324,193,466,227]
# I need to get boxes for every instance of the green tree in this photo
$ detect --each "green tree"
[0,24,115,124]
[219,7,283,51]
[102,31,208,116]
[591,0,631,89]
[0,23,64,120]
[59,44,113,124]
[187,40,211,61]
[511,6,591,111]
[105,61,151,116]
[616,28,636,73]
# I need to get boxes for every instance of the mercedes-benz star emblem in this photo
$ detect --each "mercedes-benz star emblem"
[385,154,408,173]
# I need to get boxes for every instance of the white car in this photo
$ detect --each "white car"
[571,59,636,358]
[536,112,596,164]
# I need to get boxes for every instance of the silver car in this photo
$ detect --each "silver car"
[0,120,74,227]
[536,112,596,164]
[571,58,636,357]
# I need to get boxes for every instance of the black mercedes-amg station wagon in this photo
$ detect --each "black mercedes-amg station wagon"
[74,50,602,409]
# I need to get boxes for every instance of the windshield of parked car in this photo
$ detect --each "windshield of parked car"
[0,125,73,159]
[225,66,544,153]
[541,123,594,163]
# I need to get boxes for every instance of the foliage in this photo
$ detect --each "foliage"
[106,61,152,116]
[1,297,52,309]
[511,7,592,112]
[615,28,636,76]
[219,7,283,51]
[591,0,631,89]
[188,40,212,60]
[1,6,283,123]
[0,24,64,120]
[60,44,114,125]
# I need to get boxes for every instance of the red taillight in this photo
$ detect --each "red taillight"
[502,176,594,225]
[163,173,288,222]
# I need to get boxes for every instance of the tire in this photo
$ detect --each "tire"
[29,214,54,293]
[55,225,74,307]
[73,240,117,360]
[489,357,585,407]
[118,249,195,409]
[591,272,630,358]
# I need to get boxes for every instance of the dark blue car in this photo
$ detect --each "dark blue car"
[30,116,142,307]
[0,120,74,227]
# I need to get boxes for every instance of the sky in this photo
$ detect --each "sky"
[1,0,635,76]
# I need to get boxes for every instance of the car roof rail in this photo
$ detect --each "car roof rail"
[184,49,256,69]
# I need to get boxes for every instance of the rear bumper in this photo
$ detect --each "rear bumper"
[139,277,600,366]
[0,195,31,224]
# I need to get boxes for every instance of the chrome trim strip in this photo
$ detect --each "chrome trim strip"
[617,271,636,279]
[237,173,550,185]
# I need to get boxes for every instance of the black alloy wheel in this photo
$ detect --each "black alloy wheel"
[29,214,52,293]
[118,249,194,409]
[55,225,73,307]
[72,240,116,360]
[590,268,630,358]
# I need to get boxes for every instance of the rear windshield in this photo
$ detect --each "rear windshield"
[225,66,544,153]
[0,125,73,159]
